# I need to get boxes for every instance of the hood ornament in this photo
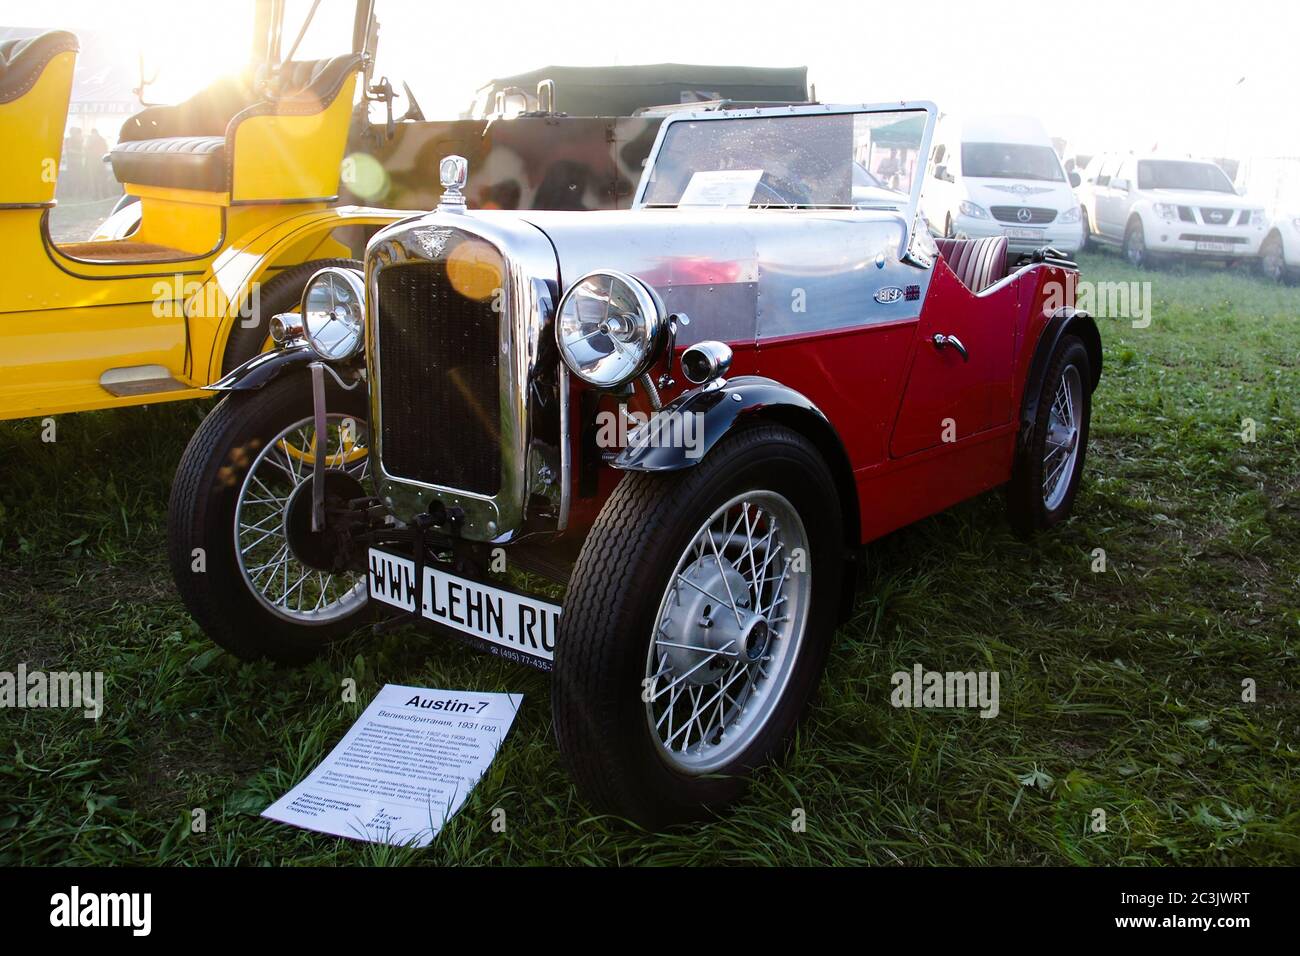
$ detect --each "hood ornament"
[437,155,468,213]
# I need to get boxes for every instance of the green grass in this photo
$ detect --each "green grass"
[2,250,1297,865]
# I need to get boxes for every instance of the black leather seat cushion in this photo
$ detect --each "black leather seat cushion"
[935,236,1009,294]
[0,30,78,104]
[110,135,227,192]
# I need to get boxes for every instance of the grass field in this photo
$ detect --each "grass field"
[2,250,1297,866]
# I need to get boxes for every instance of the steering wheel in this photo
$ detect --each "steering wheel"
[753,175,811,207]
[398,81,426,122]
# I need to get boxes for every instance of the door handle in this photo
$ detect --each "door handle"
[932,333,969,361]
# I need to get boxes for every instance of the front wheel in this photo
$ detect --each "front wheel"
[1260,232,1291,284]
[1123,218,1150,269]
[552,424,844,827]
[1007,335,1093,537]
[168,371,372,663]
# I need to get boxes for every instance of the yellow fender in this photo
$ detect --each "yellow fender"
[187,205,408,384]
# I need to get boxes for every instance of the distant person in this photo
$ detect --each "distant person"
[62,128,85,200]
[86,129,110,199]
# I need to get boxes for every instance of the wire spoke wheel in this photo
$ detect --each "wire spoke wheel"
[1042,364,1083,510]
[233,413,370,624]
[643,490,812,774]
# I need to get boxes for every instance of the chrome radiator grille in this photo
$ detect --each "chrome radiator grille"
[375,262,502,496]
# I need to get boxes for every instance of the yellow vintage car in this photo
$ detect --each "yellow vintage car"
[0,0,403,421]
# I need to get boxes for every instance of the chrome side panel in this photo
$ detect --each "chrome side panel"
[364,212,562,542]
[513,208,931,342]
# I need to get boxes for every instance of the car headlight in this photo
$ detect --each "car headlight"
[1292,217,1300,231]
[958,201,988,219]
[300,267,365,361]
[1153,202,1179,220]
[556,271,666,388]
[1250,209,1268,226]
[1059,205,1081,224]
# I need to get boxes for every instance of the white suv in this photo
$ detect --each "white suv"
[1235,156,1300,284]
[1077,153,1268,268]
[920,114,1084,257]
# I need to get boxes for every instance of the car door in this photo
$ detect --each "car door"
[920,139,954,233]
[1103,158,1136,237]
[1092,156,1118,236]
[889,265,1014,457]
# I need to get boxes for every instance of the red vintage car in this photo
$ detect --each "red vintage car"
[169,101,1100,826]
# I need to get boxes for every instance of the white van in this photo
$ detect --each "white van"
[921,114,1084,256]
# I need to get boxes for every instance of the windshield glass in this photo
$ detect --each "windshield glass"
[1137,160,1234,192]
[960,142,1064,182]
[640,109,928,209]
[277,0,356,61]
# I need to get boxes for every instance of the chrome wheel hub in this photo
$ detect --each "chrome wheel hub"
[233,413,371,625]
[644,491,812,774]
[1043,365,1083,510]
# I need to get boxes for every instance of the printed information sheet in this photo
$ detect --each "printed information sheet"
[262,684,521,846]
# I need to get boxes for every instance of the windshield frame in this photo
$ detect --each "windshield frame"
[632,101,938,222]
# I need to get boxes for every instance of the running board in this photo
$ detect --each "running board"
[99,365,190,398]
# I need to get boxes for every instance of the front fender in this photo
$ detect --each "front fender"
[207,343,315,391]
[1018,307,1102,450]
[198,205,407,383]
[611,375,834,473]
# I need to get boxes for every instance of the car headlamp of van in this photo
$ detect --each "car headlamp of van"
[1153,202,1179,220]
[300,267,365,362]
[1059,205,1081,224]
[958,201,989,220]
[556,271,666,388]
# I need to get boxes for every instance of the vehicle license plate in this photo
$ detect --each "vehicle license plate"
[368,548,560,667]
[1194,241,1233,253]
[1003,227,1044,240]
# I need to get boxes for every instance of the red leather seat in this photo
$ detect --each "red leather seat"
[935,236,1009,294]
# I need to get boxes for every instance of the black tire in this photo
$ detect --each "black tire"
[1122,217,1150,269]
[552,423,845,827]
[221,258,361,373]
[1080,207,1094,252]
[945,213,956,238]
[1007,335,1093,537]
[168,371,371,664]
[1260,231,1291,285]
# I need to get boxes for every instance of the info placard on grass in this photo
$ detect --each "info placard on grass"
[262,683,521,847]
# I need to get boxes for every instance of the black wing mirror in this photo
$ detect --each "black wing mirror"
[1069,170,1081,188]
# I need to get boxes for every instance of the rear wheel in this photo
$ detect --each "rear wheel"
[552,424,844,827]
[1007,335,1093,537]
[168,371,371,663]
[221,258,362,373]
[1080,208,1094,251]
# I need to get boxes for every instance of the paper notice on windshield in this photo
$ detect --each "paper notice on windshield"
[262,683,521,847]
[678,169,764,207]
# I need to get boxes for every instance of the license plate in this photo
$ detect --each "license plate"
[1003,227,1043,240]
[1194,241,1233,253]
[368,548,560,667]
